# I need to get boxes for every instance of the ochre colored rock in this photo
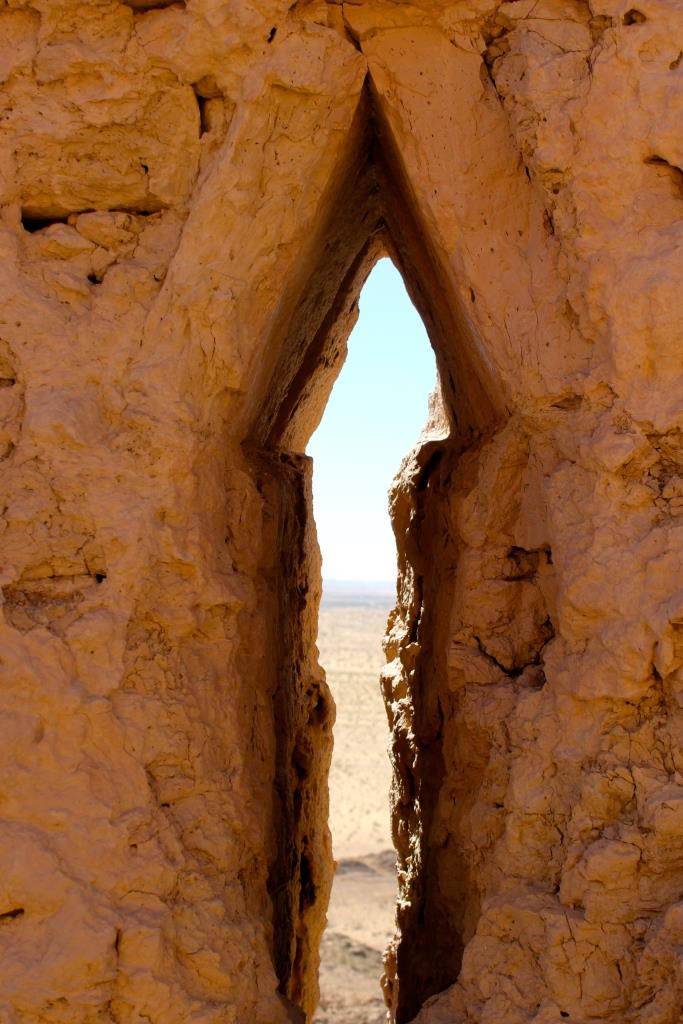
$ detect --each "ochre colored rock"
[0,1,682,1022]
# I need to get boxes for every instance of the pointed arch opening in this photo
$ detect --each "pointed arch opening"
[240,79,509,1024]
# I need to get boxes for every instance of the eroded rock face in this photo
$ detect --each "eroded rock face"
[0,1,681,1022]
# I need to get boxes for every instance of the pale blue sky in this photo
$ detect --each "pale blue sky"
[307,258,437,583]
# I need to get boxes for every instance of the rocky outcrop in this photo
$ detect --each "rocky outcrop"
[0,1,681,1022]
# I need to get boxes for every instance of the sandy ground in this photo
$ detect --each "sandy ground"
[313,585,396,1024]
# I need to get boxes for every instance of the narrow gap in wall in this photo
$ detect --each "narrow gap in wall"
[307,257,437,1024]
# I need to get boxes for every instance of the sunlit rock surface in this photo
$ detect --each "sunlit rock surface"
[0,1,681,1022]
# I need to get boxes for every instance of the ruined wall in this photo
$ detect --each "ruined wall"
[0,1,681,1023]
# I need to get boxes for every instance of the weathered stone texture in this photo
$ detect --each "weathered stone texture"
[0,0,681,1022]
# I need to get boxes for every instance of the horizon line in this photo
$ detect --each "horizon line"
[322,578,396,586]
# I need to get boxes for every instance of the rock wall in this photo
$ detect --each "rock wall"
[0,1,681,1023]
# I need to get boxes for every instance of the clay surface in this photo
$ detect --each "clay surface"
[0,0,682,1022]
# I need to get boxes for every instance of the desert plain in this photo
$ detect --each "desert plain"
[313,583,396,1024]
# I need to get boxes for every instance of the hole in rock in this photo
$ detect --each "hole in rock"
[308,259,437,1024]
[645,155,683,198]
[193,77,223,137]
[122,0,186,10]
[622,8,646,23]
[246,89,507,1024]
[195,95,211,136]
[21,213,71,234]
[0,907,24,923]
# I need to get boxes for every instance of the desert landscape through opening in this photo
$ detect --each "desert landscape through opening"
[308,258,437,1023]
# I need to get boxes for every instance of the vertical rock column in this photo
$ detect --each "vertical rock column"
[0,9,367,1021]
